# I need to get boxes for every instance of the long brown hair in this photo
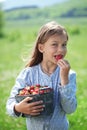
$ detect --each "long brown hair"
[26,21,68,67]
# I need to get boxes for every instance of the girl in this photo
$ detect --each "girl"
[6,21,77,130]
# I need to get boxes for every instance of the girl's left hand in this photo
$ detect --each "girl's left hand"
[57,59,70,86]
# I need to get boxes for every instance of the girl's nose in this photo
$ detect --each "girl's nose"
[57,46,63,53]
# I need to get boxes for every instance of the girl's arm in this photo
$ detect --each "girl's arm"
[59,71,77,114]
[6,68,30,117]
[6,68,44,117]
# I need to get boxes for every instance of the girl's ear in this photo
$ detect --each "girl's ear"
[38,44,44,53]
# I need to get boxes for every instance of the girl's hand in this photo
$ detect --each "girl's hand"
[14,97,44,116]
[57,59,70,86]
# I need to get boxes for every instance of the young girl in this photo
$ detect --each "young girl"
[6,21,77,130]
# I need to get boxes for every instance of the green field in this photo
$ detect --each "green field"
[0,17,87,130]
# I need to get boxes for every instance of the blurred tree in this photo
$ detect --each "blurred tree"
[0,2,4,38]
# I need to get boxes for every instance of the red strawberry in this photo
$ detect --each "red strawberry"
[24,91,30,95]
[55,54,63,61]
[19,89,27,95]
[25,86,30,91]
[32,91,39,95]
[30,89,34,94]
[34,87,39,92]
[30,85,34,89]
[39,90,44,94]
[36,84,40,87]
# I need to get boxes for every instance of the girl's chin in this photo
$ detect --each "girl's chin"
[54,59,58,63]
[54,61,58,65]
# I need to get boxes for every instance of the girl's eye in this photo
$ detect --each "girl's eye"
[52,43,58,47]
[62,43,67,47]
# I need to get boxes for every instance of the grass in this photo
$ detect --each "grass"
[66,26,87,130]
[0,18,87,130]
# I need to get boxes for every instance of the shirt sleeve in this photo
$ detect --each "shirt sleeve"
[58,70,77,114]
[6,67,31,117]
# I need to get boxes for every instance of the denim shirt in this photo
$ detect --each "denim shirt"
[6,64,77,130]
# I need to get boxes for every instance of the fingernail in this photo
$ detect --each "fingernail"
[43,105,45,107]
[29,97,33,100]
[40,100,43,103]
[41,108,44,111]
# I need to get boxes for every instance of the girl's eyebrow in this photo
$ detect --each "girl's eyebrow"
[63,41,67,43]
[52,40,67,43]
[52,40,59,43]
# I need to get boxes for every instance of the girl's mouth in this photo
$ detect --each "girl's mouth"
[55,54,63,61]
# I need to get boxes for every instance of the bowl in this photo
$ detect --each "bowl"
[15,87,54,117]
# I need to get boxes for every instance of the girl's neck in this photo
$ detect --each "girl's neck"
[40,62,57,75]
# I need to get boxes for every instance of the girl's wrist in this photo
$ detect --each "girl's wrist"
[14,104,21,116]
[61,78,69,86]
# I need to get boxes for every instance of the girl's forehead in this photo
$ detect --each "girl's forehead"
[47,33,68,42]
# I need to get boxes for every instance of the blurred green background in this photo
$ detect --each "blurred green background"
[0,0,87,129]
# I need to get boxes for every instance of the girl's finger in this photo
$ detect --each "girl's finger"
[31,104,45,110]
[31,107,44,113]
[28,100,43,107]
[58,59,70,67]
[22,97,33,103]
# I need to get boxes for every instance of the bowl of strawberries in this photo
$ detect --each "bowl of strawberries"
[15,84,54,117]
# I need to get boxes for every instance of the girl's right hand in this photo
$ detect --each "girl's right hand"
[14,97,44,116]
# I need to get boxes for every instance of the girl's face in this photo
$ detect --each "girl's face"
[38,33,68,65]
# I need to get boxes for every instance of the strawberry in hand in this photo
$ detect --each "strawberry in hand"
[55,54,63,61]
[57,59,70,86]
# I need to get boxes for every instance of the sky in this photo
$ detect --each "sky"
[0,0,5,2]
[1,0,67,10]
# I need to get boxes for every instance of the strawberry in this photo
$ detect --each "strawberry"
[55,54,63,61]
[18,85,53,96]
[39,90,44,94]
[30,85,34,89]
[32,91,39,95]
[36,84,40,87]
[25,86,30,91]
[19,89,26,95]
[24,91,30,95]
[30,89,34,94]
[34,87,39,93]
